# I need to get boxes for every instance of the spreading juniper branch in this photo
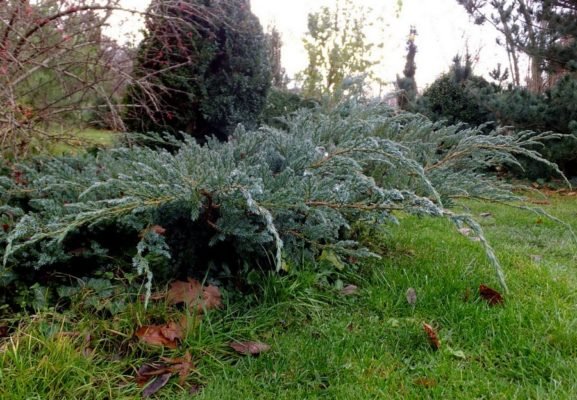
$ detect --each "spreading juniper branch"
[1,102,571,295]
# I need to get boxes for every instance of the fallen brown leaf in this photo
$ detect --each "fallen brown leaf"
[340,284,358,296]
[135,321,183,349]
[423,322,440,350]
[142,373,171,398]
[167,278,222,312]
[479,284,504,306]
[167,279,201,305]
[161,352,194,385]
[406,287,417,306]
[202,285,222,310]
[229,341,271,356]
[136,352,195,397]
[136,363,167,387]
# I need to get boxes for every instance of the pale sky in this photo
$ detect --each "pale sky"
[109,0,512,91]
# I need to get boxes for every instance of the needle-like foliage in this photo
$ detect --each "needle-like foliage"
[0,103,568,304]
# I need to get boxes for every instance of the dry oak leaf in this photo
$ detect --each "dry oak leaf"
[136,363,168,387]
[167,278,222,312]
[479,284,504,306]
[136,352,195,397]
[135,321,183,349]
[161,352,195,385]
[229,341,271,356]
[142,372,171,398]
[422,322,441,350]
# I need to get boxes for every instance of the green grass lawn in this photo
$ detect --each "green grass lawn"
[1,194,576,399]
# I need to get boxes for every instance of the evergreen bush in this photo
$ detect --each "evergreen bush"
[412,56,498,129]
[413,57,577,178]
[259,88,318,129]
[123,0,271,142]
[0,103,567,308]
[489,76,577,178]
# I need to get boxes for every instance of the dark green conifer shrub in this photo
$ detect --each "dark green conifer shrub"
[488,76,577,178]
[413,55,577,178]
[412,56,498,129]
[123,0,271,142]
[259,88,318,129]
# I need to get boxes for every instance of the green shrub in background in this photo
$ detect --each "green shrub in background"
[123,0,271,142]
[0,103,566,310]
[259,88,318,129]
[414,74,497,129]
[412,56,498,130]
[413,55,577,179]
[487,76,577,178]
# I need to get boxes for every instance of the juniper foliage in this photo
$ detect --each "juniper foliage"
[0,104,567,304]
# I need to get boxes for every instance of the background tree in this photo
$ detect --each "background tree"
[266,26,286,89]
[457,0,577,92]
[299,0,380,102]
[0,0,131,160]
[123,0,271,143]
[396,26,418,109]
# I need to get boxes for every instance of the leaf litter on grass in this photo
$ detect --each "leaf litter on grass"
[406,287,417,306]
[136,279,222,348]
[340,284,358,296]
[479,284,504,306]
[166,278,222,311]
[422,322,441,350]
[135,322,183,349]
[229,341,271,356]
[132,279,222,397]
[137,351,195,397]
